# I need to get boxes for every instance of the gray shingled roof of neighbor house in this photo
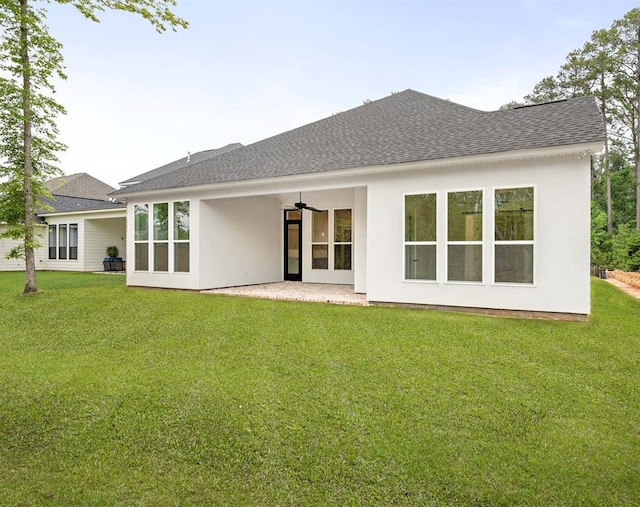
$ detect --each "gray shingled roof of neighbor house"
[45,173,118,201]
[38,195,126,215]
[113,89,606,196]
[119,143,244,185]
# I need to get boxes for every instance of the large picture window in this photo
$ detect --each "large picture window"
[447,190,482,282]
[494,187,534,284]
[134,201,190,273]
[404,193,437,281]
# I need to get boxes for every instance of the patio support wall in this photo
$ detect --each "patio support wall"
[199,196,281,289]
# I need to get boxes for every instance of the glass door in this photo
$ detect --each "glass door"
[284,211,302,281]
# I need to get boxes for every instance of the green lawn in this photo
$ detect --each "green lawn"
[0,272,638,506]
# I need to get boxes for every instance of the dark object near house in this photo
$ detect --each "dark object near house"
[103,258,126,272]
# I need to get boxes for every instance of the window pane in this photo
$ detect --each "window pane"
[58,225,67,260]
[69,224,78,260]
[286,210,301,220]
[174,243,190,272]
[135,243,149,271]
[334,209,352,242]
[313,210,328,242]
[312,244,328,269]
[134,204,149,241]
[495,188,534,241]
[154,243,168,271]
[448,191,482,241]
[173,201,190,241]
[405,245,436,280]
[48,225,56,259]
[334,244,352,270]
[154,203,169,241]
[495,244,533,283]
[405,194,436,242]
[448,245,482,282]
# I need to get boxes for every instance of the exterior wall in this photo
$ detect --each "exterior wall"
[126,195,200,289]
[0,224,47,271]
[84,216,127,271]
[354,186,367,293]
[39,210,125,272]
[366,155,591,315]
[199,196,281,289]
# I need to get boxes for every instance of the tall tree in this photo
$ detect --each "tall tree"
[610,7,640,231]
[525,28,618,232]
[0,0,187,293]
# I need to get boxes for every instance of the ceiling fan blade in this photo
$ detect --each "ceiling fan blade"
[306,206,324,213]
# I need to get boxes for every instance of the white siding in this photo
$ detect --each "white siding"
[0,224,47,271]
[84,217,127,271]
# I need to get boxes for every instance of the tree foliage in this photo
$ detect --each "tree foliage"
[0,0,187,293]
[512,7,640,270]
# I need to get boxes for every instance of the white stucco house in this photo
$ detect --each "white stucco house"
[0,173,126,272]
[113,90,605,318]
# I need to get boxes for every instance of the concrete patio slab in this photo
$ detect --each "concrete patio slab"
[201,281,367,306]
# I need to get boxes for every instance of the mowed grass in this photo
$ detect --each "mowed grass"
[0,272,638,506]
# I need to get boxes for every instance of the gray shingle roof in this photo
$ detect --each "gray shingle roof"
[38,195,126,215]
[119,143,244,186]
[113,89,606,196]
[45,173,117,201]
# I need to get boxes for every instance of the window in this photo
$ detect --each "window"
[447,190,482,282]
[48,225,57,259]
[312,210,329,269]
[47,223,78,260]
[69,224,78,260]
[494,187,534,284]
[134,201,190,273]
[153,203,169,271]
[405,193,437,281]
[173,201,190,272]
[334,209,352,270]
[134,204,149,271]
[58,225,67,260]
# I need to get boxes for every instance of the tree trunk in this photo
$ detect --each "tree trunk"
[601,74,613,233]
[20,0,37,293]
[637,24,640,231]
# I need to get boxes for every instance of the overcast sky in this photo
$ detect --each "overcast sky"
[44,0,639,188]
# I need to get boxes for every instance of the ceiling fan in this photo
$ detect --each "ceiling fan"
[284,192,323,213]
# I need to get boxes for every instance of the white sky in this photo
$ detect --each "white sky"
[42,0,639,188]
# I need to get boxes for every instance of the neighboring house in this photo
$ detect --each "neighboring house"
[113,90,606,317]
[0,173,126,272]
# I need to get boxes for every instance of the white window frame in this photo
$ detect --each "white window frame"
[311,210,329,270]
[333,208,352,271]
[492,185,536,286]
[134,204,150,271]
[403,191,438,283]
[47,223,78,261]
[135,200,191,274]
[445,188,484,285]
